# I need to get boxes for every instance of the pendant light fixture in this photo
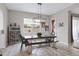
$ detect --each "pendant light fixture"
[37,3,42,33]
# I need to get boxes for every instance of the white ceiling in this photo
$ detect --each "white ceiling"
[5,3,74,15]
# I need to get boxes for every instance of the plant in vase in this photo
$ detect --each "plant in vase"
[37,32,42,37]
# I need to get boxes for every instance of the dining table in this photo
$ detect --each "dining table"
[24,35,57,47]
[20,34,57,53]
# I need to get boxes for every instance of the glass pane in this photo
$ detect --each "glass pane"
[0,10,3,30]
[73,17,79,40]
[24,18,42,33]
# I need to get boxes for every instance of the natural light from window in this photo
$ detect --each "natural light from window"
[0,10,3,30]
[24,18,41,33]
[24,17,48,34]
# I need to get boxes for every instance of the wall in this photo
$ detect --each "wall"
[0,4,8,48]
[8,10,50,36]
[50,9,68,45]
[50,3,79,45]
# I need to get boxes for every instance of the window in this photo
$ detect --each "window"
[24,18,41,28]
[24,18,42,33]
[0,10,3,30]
[72,16,79,40]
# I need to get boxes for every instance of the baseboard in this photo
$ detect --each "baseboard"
[58,42,69,46]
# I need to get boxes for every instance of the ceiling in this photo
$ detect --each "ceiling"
[5,3,74,15]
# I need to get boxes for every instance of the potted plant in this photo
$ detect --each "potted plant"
[37,32,42,37]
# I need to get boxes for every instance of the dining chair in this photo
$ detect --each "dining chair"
[20,34,29,51]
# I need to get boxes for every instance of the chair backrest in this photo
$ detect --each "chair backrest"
[19,34,29,44]
[19,34,24,41]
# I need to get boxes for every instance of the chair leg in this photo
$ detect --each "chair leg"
[20,43,23,52]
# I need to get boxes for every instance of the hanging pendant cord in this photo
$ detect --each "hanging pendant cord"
[37,3,42,20]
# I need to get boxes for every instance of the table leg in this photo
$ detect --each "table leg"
[50,38,58,49]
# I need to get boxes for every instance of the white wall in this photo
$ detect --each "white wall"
[8,10,50,36]
[50,10,68,45]
[50,3,79,45]
[0,4,8,48]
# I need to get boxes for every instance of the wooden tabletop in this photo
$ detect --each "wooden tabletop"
[25,35,57,40]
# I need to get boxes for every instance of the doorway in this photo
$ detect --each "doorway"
[71,13,79,48]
